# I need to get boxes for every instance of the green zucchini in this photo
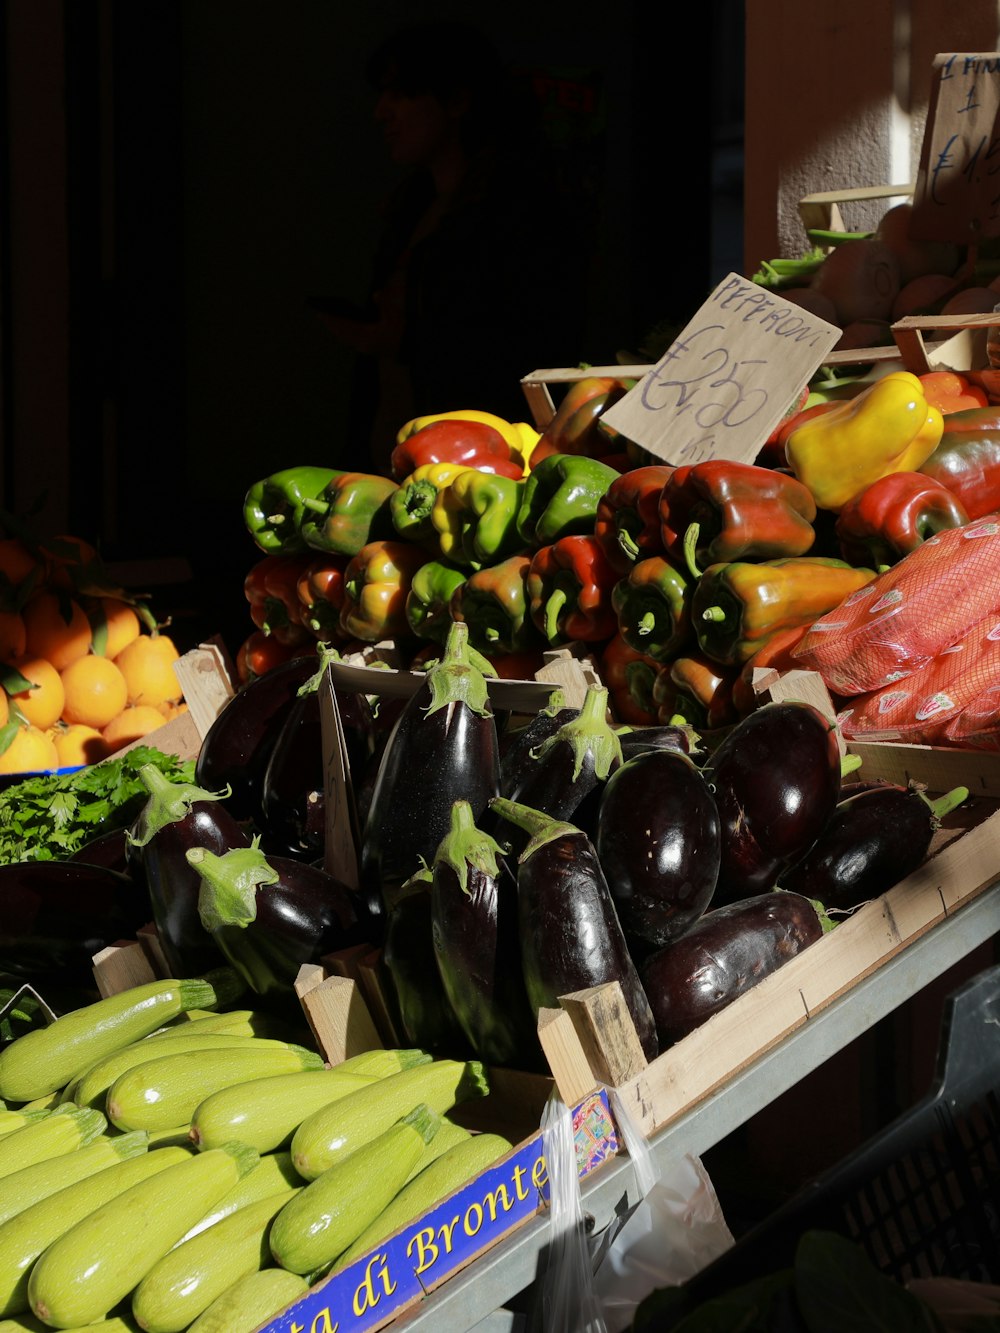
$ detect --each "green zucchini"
[0,975,240,1103]
[188,1067,379,1154]
[71,1033,295,1111]
[0,1145,191,1317]
[186,1267,308,1333]
[27,1141,258,1329]
[334,1047,432,1078]
[0,1131,151,1227]
[131,1187,299,1332]
[270,1103,441,1275]
[0,1108,49,1140]
[402,1115,471,1184]
[0,1315,141,1331]
[11,1091,61,1113]
[177,1151,302,1244]
[107,1044,325,1133]
[0,1105,106,1180]
[290,1058,489,1181]
[333,1132,514,1273]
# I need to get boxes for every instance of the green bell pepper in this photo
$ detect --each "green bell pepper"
[300,471,400,558]
[611,554,694,662]
[243,466,342,554]
[404,558,467,643]
[449,553,542,655]
[516,453,620,548]
[431,470,526,569]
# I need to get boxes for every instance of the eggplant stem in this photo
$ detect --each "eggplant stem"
[923,785,970,822]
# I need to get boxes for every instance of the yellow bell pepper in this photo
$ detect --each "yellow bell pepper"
[389,460,472,545]
[511,420,541,474]
[784,371,945,512]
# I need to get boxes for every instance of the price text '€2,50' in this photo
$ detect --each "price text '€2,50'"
[636,276,833,465]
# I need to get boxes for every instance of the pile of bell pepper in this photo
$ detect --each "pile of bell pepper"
[233,367,999,732]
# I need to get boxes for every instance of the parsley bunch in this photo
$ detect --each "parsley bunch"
[0,746,196,864]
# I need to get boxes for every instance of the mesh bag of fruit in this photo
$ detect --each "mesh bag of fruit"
[792,516,1000,695]
[836,611,1000,744]
[942,682,1000,750]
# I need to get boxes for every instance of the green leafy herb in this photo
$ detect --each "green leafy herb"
[0,746,196,864]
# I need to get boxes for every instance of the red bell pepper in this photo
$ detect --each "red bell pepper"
[918,409,1000,518]
[526,535,620,646]
[600,632,662,725]
[593,464,674,574]
[834,471,970,569]
[528,375,635,468]
[729,623,811,716]
[917,370,989,415]
[653,650,739,731]
[295,553,350,639]
[753,384,811,468]
[244,553,314,646]
[389,420,523,482]
[658,459,817,578]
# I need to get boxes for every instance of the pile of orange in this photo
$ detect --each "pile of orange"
[0,534,188,775]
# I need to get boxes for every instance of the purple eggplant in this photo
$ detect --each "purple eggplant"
[0,860,150,995]
[67,826,131,874]
[193,653,318,824]
[778,782,969,911]
[640,890,826,1047]
[488,684,623,857]
[490,796,659,1062]
[704,700,843,906]
[187,842,368,1022]
[257,648,377,861]
[498,689,579,797]
[125,764,249,978]
[430,801,541,1069]
[595,748,721,955]
[360,621,500,938]
[616,723,700,762]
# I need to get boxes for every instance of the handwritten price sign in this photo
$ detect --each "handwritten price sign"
[601,272,840,466]
[912,52,1000,243]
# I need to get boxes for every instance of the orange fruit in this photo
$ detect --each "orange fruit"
[0,723,59,775]
[5,654,66,731]
[0,690,8,727]
[0,609,27,661]
[156,699,190,721]
[48,722,110,767]
[21,589,92,670]
[113,632,182,708]
[60,654,129,729]
[89,597,142,660]
[102,704,167,751]
[0,537,38,588]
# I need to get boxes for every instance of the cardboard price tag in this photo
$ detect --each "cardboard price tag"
[601,273,840,466]
[912,52,1000,244]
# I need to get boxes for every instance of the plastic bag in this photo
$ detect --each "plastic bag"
[589,1089,735,1333]
[536,1089,609,1333]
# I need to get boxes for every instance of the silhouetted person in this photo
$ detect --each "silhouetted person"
[319,20,591,474]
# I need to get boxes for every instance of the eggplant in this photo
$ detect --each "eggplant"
[488,684,622,857]
[125,763,249,978]
[193,652,318,824]
[187,842,368,1023]
[778,782,969,911]
[490,796,659,1062]
[430,800,542,1069]
[703,700,843,906]
[257,649,377,861]
[594,748,721,955]
[382,869,472,1058]
[616,723,700,762]
[640,890,826,1047]
[359,621,500,938]
[67,826,131,874]
[498,690,579,797]
[0,860,151,996]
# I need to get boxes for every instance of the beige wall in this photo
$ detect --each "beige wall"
[744,2,1000,269]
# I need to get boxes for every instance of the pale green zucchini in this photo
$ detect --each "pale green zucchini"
[0,1108,49,1140]
[188,1067,379,1154]
[177,1151,302,1244]
[270,1103,441,1275]
[333,1131,514,1273]
[0,1105,105,1180]
[0,1145,190,1317]
[11,1090,61,1113]
[145,1008,255,1036]
[27,1141,258,1329]
[0,976,237,1103]
[290,1058,489,1181]
[71,1032,295,1111]
[0,1315,141,1331]
[334,1047,431,1078]
[142,1126,195,1150]
[186,1267,309,1333]
[402,1115,471,1184]
[106,1044,324,1133]
[131,1186,299,1332]
[0,1132,150,1227]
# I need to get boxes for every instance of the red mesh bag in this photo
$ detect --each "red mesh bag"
[792,516,1000,695]
[837,612,1000,744]
[942,682,1000,750]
